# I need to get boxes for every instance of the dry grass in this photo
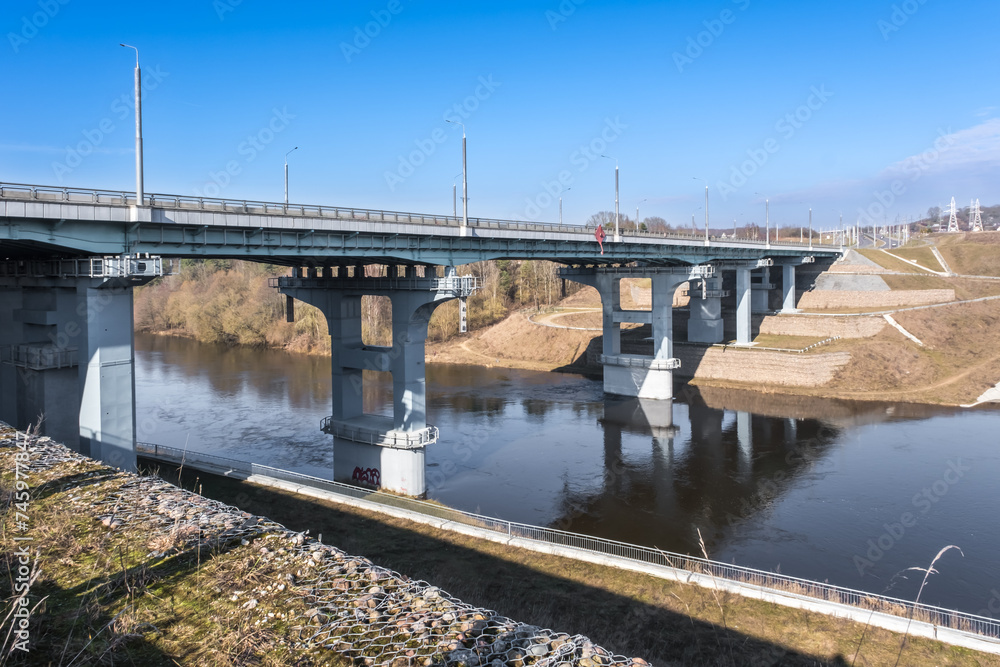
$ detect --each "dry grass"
[885,245,944,272]
[935,233,1000,276]
[0,450,338,666]
[855,249,932,274]
[882,274,954,291]
[170,467,1000,667]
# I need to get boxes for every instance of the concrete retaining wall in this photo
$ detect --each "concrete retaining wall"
[797,289,955,309]
[758,314,886,339]
[675,346,851,387]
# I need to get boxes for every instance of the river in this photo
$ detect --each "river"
[134,332,1000,617]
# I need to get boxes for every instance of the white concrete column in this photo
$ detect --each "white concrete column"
[687,277,725,344]
[735,267,753,345]
[390,293,433,432]
[330,293,364,421]
[597,274,621,357]
[651,275,674,361]
[781,264,798,313]
[751,267,770,313]
[78,283,137,471]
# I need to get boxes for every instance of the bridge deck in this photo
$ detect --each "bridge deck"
[0,182,841,266]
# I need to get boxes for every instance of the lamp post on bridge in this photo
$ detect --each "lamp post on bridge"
[693,177,709,246]
[755,192,770,248]
[445,120,468,236]
[600,155,620,242]
[284,147,298,205]
[452,172,463,217]
[635,198,646,231]
[119,43,143,206]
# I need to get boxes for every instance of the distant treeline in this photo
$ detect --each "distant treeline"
[133,259,581,354]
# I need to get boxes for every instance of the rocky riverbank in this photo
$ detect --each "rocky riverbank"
[0,425,641,666]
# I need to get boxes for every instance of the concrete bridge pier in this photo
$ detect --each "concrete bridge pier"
[751,267,774,313]
[687,276,728,344]
[0,256,163,471]
[560,266,710,400]
[777,257,814,313]
[276,266,476,496]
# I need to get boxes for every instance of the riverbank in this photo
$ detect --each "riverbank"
[2,423,993,665]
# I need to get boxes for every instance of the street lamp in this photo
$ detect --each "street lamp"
[284,147,298,205]
[600,155,620,242]
[693,177,709,245]
[808,208,813,249]
[445,120,468,235]
[452,172,463,217]
[559,187,572,225]
[635,198,647,231]
[755,192,770,247]
[120,43,143,206]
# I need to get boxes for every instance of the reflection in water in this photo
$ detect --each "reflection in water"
[552,394,841,556]
[135,333,1000,614]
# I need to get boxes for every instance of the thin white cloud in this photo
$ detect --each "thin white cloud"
[881,118,1000,178]
[0,144,65,155]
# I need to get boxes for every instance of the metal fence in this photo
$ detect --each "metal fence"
[0,181,837,249]
[0,345,78,370]
[135,443,1000,640]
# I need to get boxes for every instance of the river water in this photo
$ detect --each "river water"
[134,333,1000,617]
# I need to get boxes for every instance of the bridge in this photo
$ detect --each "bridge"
[0,181,840,495]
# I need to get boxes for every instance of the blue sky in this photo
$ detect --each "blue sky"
[2,0,998,231]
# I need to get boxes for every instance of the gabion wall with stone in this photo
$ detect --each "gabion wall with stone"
[0,430,648,667]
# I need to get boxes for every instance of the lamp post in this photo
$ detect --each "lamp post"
[755,192,770,247]
[808,208,813,249]
[559,187,571,225]
[693,177,709,245]
[452,172,463,217]
[635,198,646,231]
[120,43,143,206]
[600,155,620,242]
[445,120,468,235]
[284,147,298,205]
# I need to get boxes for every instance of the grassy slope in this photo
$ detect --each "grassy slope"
[934,233,1000,277]
[155,461,997,667]
[885,245,945,272]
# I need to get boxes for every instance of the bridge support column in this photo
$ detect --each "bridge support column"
[559,266,710,400]
[781,264,798,313]
[735,267,753,345]
[687,277,727,344]
[0,256,163,471]
[751,267,773,313]
[276,268,477,496]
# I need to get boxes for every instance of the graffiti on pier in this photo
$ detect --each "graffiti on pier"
[352,466,381,489]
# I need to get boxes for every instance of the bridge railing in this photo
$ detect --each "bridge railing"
[0,181,837,249]
[134,441,1000,641]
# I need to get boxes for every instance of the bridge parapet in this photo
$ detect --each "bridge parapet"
[0,181,840,251]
